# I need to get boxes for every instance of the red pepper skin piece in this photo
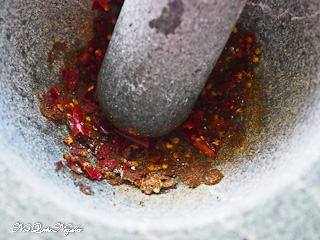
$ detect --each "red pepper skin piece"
[62,69,79,90]
[191,111,204,123]
[84,102,99,114]
[179,127,216,158]
[192,139,216,158]
[95,118,115,136]
[113,129,150,149]
[147,155,160,163]
[50,97,59,105]
[78,51,94,65]
[73,105,88,136]
[113,139,125,153]
[76,160,103,180]
[98,159,116,168]
[97,147,114,159]
[49,86,60,98]
[92,0,104,11]
[86,167,103,180]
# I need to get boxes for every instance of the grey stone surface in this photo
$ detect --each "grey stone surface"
[97,0,247,137]
[0,0,319,239]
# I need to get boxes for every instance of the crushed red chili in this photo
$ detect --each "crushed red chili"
[41,2,261,194]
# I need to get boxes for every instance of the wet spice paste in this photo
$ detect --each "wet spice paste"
[41,0,261,194]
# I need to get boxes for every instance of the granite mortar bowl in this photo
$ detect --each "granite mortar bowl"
[0,0,319,239]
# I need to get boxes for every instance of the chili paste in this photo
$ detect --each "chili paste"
[41,0,261,194]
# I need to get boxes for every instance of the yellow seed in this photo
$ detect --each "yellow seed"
[64,137,73,145]
[131,145,139,149]
[254,48,261,55]
[185,152,192,158]
[72,99,78,105]
[236,108,243,113]
[63,152,70,160]
[121,157,127,163]
[83,162,92,168]
[200,136,205,141]
[111,18,117,24]
[92,125,98,131]
[148,164,155,171]
[247,82,252,88]
[88,47,94,52]
[95,49,103,57]
[57,104,64,112]
[68,103,74,109]
[252,55,259,63]
[131,161,139,167]
[232,26,238,33]
[87,85,94,92]
[206,83,213,90]
[153,188,160,194]
[107,33,112,40]
[166,142,174,149]
[237,72,243,79]
[65,48,70,53]
[247,37,253,44]
[173,152,179,159]
[162,164,168,169]
[212,139,220,146]
[86,116,91,122]
[171,137,180,144]
[66,113,72,118]
[103,4,110,11]
[80,150,87,157]
[247,72,252,78]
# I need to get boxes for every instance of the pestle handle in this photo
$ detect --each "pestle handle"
[97,0,247,137]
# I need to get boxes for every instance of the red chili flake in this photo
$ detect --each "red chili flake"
[98,159,116,168]
[92,0,104,11]
[179,126,216,158]
[217,63,245,93]
[235,49,244,59]
[50,97,59,105]
[223,96,237,110]
[113,139,126,153]
[243,32,254,44]
[85,167,103,180]
[203,91,218,105]
[49,86,60,98]
[87,64,99,74]
[97,147,114,159]
[73,105,89,136]
[62,69,79,90]
[192,139,216,158]
[84,102,99,114]
[78,50,95,65]
[113,129,150,149]
[95,118,114,135]
[147,155,160,163]
[191,111,204,123]
[76,160,103,180]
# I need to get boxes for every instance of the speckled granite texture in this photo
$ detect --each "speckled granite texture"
[0,0,319,239]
